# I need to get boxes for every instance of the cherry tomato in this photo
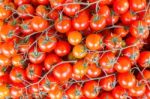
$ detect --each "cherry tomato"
[14,0,30,6]
[0,54,11,66]
[98,5,110,18]
[99,92,114,99]
[114,26,129,37]
[12,54,26,68]
[0,84,10,99]
[129,0,146,11]
[36,5,49,18]
[37,0,49,5]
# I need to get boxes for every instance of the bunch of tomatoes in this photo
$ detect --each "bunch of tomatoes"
[0,0,150,98]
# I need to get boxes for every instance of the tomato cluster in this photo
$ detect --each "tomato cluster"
[0,0,150,98]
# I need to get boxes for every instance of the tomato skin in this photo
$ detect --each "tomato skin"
[44,53,61,70]
[66,84,83,99]
[137,51,150,68]
[114,56,131,73]
[38,34,57,52]
[26,64,42,81]
[0,54,11,66]
[117,72,136,89]
[68,31,82,45]
[63,3,80,17]
[129,20,149,39]
[90,14,106,31]
[99,75,116,91]
[129,0,146,11]
[28,47,46,64]
[0,73,11,85]
[48,86,63,99]
[54,41,71,57]
[48,10,59,20]
[53,63,72,82]
[98,5,110,18]
[17,4,34,19]
[99,52,116,69]
[114,26,129,37]
[0,84,10,99]
[31,16,48,32]
[36,5,48,18]
[99,92,114,99]
[10,85,24,98]
[0,5,12,20]
[83,81,99,98]
[87,63,101,78]
[10,67,26,83]
[49,0,65,10]
[112,85,127,99]
[37,0,49,5]
[12,54,25,68]
[14,0,30,6]
[72,11,89,31]
[113,0,129,14]
[55,16,71,33]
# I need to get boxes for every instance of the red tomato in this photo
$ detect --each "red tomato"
[10,85,25,98]
[12,54,26,68]
[114,25,129,37]
[129,0,146,11]
[14,0,30,6]
[36,5,49,18]
[0,54,11,66]
[99,92,114,99]
[98,5,110,18]
[37,0,49,5]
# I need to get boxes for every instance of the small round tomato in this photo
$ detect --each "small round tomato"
[40,74,58,92]
[38,34,57,52]
[31,16,48,32]
[63,3,80,17]
[44,53,61,70]
[99,52,116,69]
[37,0,49,5]
[28,47,46,64]
[53,63,72,82]
[114,56,131,73]
[10,67,26,83]
[0,4,12,20]
[99,92,114,99]
[48,86,63,99]
[54,41,71,57]
[26,64,42,81]
[17,4,34,19]
[130,20,149,39]
[10,85,24,98]
[112,85,127,99]
[114,26,129,37]
[48,10,59,20]
[49,0,65,10]
[129,0,146,11]
[0,54,11,66]
[12,54,26,68]
[137,51,150,68]
[87,63,101,78]
[121,11,137,25]
[86,34,104,50]
[72,44,87,59]
[83,81,99,98]
[85,52,100,64]
[90,14,106,31]
[0,73,11,85]
[72,11,89,31]
[99,75,116,91]
[98,5,110,18]
[128,83,146,96]
[104,33,123,50]
[66,84,83,99]
[21,19,34,35]
[117,72,136,88]
[113,0,129,14]
[1,41,17,58]
[68,31,82,45]
[0,84,10,99]
[14,0,30,6]
[122,47,140,64]
[36,5,49,18]
[55,16,71,33]
[73,60,88,78]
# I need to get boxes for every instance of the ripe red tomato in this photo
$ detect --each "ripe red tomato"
[10,85,25,98]
[10,67,26,83]
[99,92,114,99]
[114,56,131,73]
[99,75,116,91]
[0,84,10,99]
[14,0,30,6]
[0,3,12,20]
[137,51,150,68]
[98,5,110,18]
[31,16,48,32]
[12,54,25,68]
[37,0,49,5]
[26,64,42,81]
[129,20,149,39]
[85,52,100,64]
[0,54,11,66]
[83,81,99,98]
[48,86,63,99]
[129,0,146,11]
[54,41,71,57]
[114,26,129,37]
[36,5,48,18]
[44,53,61,70]
[113,0,129,14]
[49,0,65,10]
[117,72,136,88]
[55,16,71,33]
[53,63,72,82]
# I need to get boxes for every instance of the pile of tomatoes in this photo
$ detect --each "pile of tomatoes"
[0,0,150,98]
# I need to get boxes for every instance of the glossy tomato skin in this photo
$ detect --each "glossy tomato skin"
[26,64,42,81]
[99,92,114,99]
[137,51,150,68]
[113,0,129,14]
[12,54,25,68]
[10,67,26,83]
[28,47,46,64]
[72,11,89,31]
[55,16,71,33]
[117,72,136,89]
[54,41,71,57]
[37,0,49,5]
[0,4,12,20]
[36,5,48,18]
[48,86,63,99]
[53,63,72,82]
[130,20,149,39]
[0,54,11,66]
[0,84,10,99]
[129,0,146,11]
[83,81,99,98]
[44,53,61,70]
[14,0,30,6]
[98,5,110,18]
[114,25,129,37]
